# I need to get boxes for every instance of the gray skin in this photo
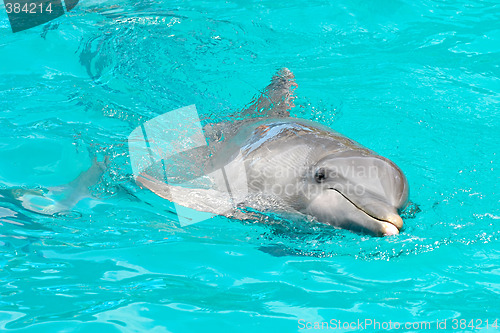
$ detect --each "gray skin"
[218,118,407,236]
[136,69,409,236]
[2,69,408,236]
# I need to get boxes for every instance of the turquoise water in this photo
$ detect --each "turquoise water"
[0,0,499,332]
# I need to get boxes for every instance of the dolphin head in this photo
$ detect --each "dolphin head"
[304,151,409,236]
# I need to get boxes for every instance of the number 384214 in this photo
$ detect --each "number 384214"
[451,319,499,330]
[5,2,53,14]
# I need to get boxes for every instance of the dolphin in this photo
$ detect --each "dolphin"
[134,68,409,236]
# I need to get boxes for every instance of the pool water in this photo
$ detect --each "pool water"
[0,0,499,332]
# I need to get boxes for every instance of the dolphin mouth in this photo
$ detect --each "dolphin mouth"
[329,188,403,236]
[364,212,402,236]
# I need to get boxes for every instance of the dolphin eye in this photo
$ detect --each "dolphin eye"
[314,168,327,183]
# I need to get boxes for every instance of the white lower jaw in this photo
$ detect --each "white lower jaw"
[381,221,399,236]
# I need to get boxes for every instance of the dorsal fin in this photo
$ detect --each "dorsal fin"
[240,68,297,119]
[202,68,297,144]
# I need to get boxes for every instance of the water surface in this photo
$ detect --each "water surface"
[0,0,499,332]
